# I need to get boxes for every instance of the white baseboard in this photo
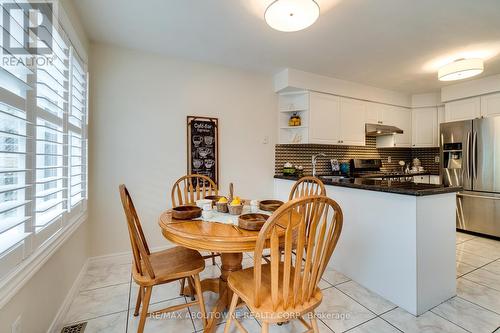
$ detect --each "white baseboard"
[47,243,175,332]
[47,258,89,333]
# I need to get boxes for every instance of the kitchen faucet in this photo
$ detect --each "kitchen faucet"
[311,153,327,177]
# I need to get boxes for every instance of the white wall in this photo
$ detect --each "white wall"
[0,222,89,333]
[89,43,277,256]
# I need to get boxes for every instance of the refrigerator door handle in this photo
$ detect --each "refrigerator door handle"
[464,132,471,180]
[472,131,478,180]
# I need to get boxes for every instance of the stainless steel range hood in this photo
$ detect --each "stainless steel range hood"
[365,123,404,136]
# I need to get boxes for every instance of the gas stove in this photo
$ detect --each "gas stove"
[350,159,414,181]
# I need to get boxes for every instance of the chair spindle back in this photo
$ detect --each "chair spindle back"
[253,195,343,311]
[171,174,218,207]
[289,176,326,200]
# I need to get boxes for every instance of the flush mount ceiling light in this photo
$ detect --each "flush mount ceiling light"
[265,0,320,32]
[438,58,484,81]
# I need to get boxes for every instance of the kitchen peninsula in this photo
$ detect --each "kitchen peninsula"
[274,175,461,316]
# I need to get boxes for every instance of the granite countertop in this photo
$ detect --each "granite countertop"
[358,171,439,178]
[274,175,462,196]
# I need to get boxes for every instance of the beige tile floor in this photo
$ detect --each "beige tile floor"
[59,232,500,333]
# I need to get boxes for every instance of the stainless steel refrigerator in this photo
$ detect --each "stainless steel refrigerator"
[440,117,500,238]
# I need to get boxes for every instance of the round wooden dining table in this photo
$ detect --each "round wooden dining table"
[158,208,295,333]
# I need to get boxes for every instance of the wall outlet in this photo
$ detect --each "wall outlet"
[262,135,269,144]
[387,156,392,163]
[12,315,21,333]
[435,155,440,163]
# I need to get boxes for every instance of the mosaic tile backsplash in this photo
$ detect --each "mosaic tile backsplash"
[275,136,440,176]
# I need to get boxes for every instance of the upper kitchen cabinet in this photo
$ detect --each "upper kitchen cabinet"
[278,91,366,146]
[480,92,500,117]
[412,107,438,147]
[309,92,341,144]
[339,97,366,146]
[382,106,412,147]
[444,97,481,122]
[366,103,412,146]
[365,102,386,124]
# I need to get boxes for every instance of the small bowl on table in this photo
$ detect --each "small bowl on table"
[259,200,284,212]
[216,201,229,213]
[228,204,243,215]
[172,205,202,220]
[205,195,226,205]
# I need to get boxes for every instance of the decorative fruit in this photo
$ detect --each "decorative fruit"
[230,196,241,206]
[218,197,228,203]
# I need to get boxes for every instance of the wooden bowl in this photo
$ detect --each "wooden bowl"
[259,200,284,212]
[238,213,270,231]
[205,195,226,205]
[215,202,228,213]
[228,204,243,215]
[172,205,202,220]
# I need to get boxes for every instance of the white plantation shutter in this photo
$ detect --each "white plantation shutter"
[0,102,30,258]
[32,25,69,245]
[0,1,88,279]
[68,51,87,209]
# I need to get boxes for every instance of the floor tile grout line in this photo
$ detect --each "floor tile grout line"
[454,283,500,316]
[340,317,382,333]
[64,309,129,327]
[429,308,474,333]
[78,280,132,294]
[125,272,132,333]
[455,295,500,316]
[461,275,500,293]
[377,315,405,333]
[376,306,398,317]
[332,285,381,318]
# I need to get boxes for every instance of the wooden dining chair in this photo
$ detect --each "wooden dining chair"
[289,176,326,200]
[263,176,326,263]
[119,184,207,333]
[224,195,343,333]
[171,174,220,295]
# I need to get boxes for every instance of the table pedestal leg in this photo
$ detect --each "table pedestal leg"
[204,252,243,333]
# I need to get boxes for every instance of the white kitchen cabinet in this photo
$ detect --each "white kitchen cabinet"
[375,106,412,148]
[444,97,481,122]
[309,92,341,144]
[339,97,366,146]
[412,107,438,147]
[366,102,387,124]
[480,92,500,118]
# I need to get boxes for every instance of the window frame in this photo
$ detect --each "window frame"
[0,1,88,307]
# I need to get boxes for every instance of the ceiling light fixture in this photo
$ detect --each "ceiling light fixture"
[438,58,484,81]
[265,0,320,32]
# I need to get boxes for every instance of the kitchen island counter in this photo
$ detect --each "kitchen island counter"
[274,177,457,316]
[274,175,461,196]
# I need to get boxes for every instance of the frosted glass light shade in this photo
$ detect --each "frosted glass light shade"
[438,58,484,81]
[265,0,320,32]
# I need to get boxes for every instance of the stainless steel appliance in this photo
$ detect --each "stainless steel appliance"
[440,117,500,238]
[349,159,414,181]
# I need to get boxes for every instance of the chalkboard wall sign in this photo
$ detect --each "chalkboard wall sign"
[187,116,219,186]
